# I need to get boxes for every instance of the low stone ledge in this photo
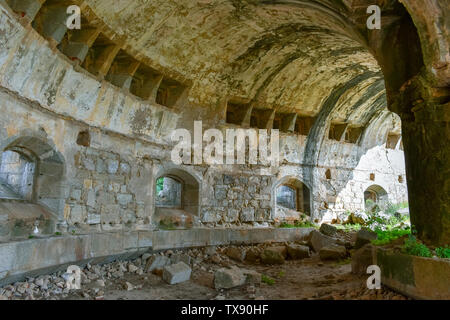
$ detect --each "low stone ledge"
[0,227,314,286]
[374,247,450,300]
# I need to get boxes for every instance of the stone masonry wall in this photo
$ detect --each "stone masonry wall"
[201,173,274,226]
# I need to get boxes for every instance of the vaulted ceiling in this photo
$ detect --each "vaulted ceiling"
[83,0,439,129]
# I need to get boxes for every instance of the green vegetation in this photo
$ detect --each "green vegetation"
[402,235,432,258]
[365,201,410,231]
[277,270,285,278]
[156,177,164,194]
[279,221,317,229]
[28,235,34,239]
[372,228,411,246]
[54,232,62,236]
[335,224,361,232]
[435,246,450,259]
[261,274,275,285]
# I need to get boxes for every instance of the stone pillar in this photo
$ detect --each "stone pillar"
[258,109,276,129]
[34,4,70,45]
[281,113,298,133]
[106,56,140,89]
[239,104,253,127]
[143,74,163,102]
[393,79,450,246]
[94,44,121,79]
[60,27,100,63]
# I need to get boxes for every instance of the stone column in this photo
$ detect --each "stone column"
[393,78,449,246]
[239,104,253,127]
[94,44,121,79]
[281,113,298,133]
[60,27,100,63]
[34,3,71,45]
[258,109,276,129]
[106,56,140,90]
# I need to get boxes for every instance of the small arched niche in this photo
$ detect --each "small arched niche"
[0,148,36,201]
[364,184,388,212]
[0,135,65,239]
[153,168,200,229]
[274,176,311,222]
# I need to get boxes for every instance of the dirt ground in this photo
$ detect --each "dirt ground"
[63,254,407,301]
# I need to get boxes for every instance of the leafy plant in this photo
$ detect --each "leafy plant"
[372,228,411,246]
[261,274,275,285]
[335,224,361,232]
[435,246,450,259]
[277,270,285,278]
[402,235,432,258]
[156,177,164,194]
[279,220,317,229]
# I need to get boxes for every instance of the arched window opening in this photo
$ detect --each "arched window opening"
[154,168,200,230]
[155,176,182,208]
[0,135,65,240]
[0,149,36,201]
[364,185,388,212]
[274,177,311,223]
[276,185,297,210]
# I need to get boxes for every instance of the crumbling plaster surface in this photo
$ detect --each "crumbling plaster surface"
[84,0,382,114]
[0,3,179,146]
[0,0,408,233]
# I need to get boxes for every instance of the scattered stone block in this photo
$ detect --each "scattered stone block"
[242,269,261,285]
[145,255,171,272]
[261,247,286,264]
[319,245,347,260]
[125,282,134,291]
[351,244,374,275]
[355,229,377,249]
[162,262,192,285]
[225,247,246,262]
[286,244,310,260]
[245,248,261,263]
[319,223,337,237]
[170,253,192,266]
[214,266,246,289]
[204,246,217,256]
[308,230,337,252]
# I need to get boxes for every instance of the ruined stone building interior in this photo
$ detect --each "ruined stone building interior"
[0,0,448,302]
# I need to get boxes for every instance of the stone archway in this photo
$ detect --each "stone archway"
[153,167,201,229]
[0,134,66,214]
[0,132,66,239]
[364,184,389,212]
[274,176,311,222]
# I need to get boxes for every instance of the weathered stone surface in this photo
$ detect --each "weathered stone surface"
[245,248,261,263]
[214,267,246,289]
[319,223,337,237]
[145,255,171,272]
[261,247,286,265]
[170,253,191,266]
[355,229,378,249]
[1,0,445,290]
[286,244,310,260]
[308,230,337,253]
[241,269,262,285]
[319,245,347,260]
[162,262,191,285]
[351,244,374,275]
[225,247,246,262]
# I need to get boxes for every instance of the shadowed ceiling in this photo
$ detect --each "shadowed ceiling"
[84,0,402,126]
